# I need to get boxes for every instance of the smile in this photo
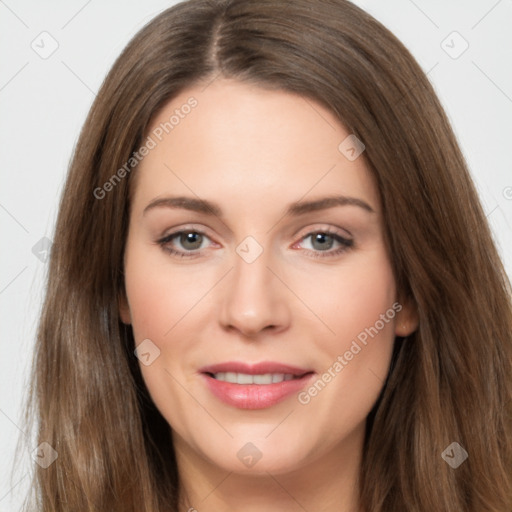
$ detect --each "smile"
[210,372,299,384]
[199,361,315,409]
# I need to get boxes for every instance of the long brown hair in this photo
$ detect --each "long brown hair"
[24,0,512,510]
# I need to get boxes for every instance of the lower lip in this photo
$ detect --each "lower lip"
[201,373,314,409]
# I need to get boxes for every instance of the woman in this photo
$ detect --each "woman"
[26,0,512,510]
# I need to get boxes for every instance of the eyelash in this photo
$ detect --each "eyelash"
[157,227,354,260]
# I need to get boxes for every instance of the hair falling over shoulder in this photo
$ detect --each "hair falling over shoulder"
[22,0,512,510]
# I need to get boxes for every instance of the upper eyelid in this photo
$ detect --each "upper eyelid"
[159,224,217,243]
[154,209,357,237]
[294,224,352,239]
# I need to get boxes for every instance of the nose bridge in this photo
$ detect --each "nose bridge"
[218,238,290,336]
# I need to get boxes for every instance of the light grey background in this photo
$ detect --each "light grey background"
[1,0,511,509]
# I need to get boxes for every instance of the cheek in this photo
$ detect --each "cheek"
[295,247,397,352]
[337,260,396,343]
[122,244,206,422]
[123,244,206,343]
[294,249,398,421]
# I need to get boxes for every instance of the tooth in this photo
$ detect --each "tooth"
[224,372,238,384]
[253,373,274,384]
[237,373,254,384]
[212,372,300,384]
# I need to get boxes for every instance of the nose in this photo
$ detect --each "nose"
[218,245,291,339]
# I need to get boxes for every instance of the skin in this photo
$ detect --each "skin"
[119,78,418,512]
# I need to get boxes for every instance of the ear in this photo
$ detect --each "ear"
[394,294,419,337]
[118,290,132,325]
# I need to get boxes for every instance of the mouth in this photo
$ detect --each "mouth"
[199,361,315,409]
[207,372,304,384]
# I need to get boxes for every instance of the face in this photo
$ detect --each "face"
[119,78,417,476]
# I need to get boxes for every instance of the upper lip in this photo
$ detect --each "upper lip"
[199,361,313,376]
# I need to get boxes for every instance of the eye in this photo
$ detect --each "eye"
[157,229,212,258]
[157,227,354,259]
[295,229,353,258]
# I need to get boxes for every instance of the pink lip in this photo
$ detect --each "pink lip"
[199,361,315,410]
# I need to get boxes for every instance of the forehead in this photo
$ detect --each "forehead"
[132,78,379,216]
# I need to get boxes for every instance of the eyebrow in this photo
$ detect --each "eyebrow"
[143,194,375,218]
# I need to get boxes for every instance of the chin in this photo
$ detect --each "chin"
[194,430,314,476]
